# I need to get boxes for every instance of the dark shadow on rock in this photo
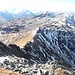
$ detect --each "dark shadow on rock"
[22,25,75,68]
[0,41,12,56]
[8,44,28,58]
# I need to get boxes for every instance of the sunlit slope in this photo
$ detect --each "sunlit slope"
[13,31,34,48]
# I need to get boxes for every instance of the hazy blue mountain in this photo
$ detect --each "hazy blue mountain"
[0,9,38,21]
[0,11,14,20]
[13,10,35,18]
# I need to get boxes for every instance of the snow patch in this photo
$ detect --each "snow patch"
[32,28,39,36]
[31,39,34,42]
[0,56,9,63]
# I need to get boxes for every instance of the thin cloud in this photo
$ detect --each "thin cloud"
[0,0,75,11]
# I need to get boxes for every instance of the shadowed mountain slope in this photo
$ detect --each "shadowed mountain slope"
[23,25,75,68]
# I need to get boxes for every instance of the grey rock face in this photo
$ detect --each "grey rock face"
[23,25,75,68]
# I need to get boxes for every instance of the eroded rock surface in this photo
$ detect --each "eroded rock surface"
[23,25,75,68]
[0,25,75,75]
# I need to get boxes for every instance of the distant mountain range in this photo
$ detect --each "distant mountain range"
[0,10,14,20]
[0,8,41,24]
[0,8,41,20]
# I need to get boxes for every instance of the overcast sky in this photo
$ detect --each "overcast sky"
[0,0,75,11]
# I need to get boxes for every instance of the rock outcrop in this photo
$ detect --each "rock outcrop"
[0,42,25,57]
[8,44,26,58]
[0,42,12,56]
[23,25,75,68]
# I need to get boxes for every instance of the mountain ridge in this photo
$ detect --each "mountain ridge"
[0,11,75,74]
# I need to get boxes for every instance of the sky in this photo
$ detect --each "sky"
[0,0,75,11]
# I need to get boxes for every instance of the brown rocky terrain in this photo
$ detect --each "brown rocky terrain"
[0,68,20,75]
[13,30,34,48]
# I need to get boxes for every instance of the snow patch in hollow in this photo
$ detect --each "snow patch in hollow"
[0,56,9,63]
[32,27,39,36]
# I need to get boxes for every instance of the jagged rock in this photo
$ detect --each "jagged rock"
[0,59,75,75]
[0,42,26,58]
[0,56,29,73]
[23,25,75,68]
[15,61,75,75]
[8,44,26,57]
[0,42,12,56]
